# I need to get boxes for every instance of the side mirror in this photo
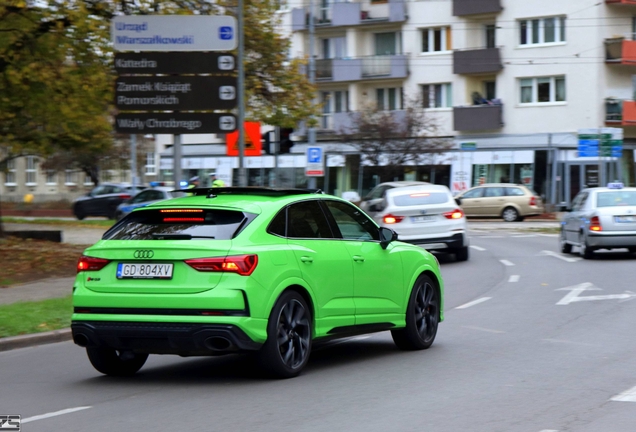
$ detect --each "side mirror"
[455,197,462,206]
[368,204,379,212]
[379,227,398,249]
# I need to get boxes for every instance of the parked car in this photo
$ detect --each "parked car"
[72,183,147,220]
[71,187,444,378]
[359,181,430,213]
[115,186,185,220]
[560,182,636,259]
[455,183,543,222]
[364,184,469,261]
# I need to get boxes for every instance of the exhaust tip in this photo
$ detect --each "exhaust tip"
[204,337,233,351]
[73,333,90,347]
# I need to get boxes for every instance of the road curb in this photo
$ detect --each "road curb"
[0,328,72,352]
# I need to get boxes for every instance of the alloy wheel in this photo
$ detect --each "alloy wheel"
[276,299,311,369]
[414,281,438,342]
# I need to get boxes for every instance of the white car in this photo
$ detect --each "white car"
[560,182,636,259]
[364,184,469,261]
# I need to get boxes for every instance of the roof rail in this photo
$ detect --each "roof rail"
[172,187,323,198]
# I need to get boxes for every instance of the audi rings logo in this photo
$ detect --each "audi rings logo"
[134,250,154,259]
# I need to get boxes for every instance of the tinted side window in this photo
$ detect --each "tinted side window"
[287,201,334,239]
[323,200,380,241]
[484,187,504,197]
[267,208,287,237]
[505,187,525,196]
[131,191,152,203]
[462,188,484,199]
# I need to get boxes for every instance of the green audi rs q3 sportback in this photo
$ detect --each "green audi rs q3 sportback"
[71,188,445,378]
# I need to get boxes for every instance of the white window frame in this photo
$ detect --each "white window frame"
[84,174,92,186]
[5,158,16,186]
[145,152,156,175]
[25,156,37,186]
[518,76,566,105]
[518,16,566,47]
[65,169,76,186]
[375,87,403,111]
[422,83,453,109]
[46,170,57,185]
[420,26,451,54]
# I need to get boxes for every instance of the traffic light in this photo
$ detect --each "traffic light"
[262,131,272,155]
[279,127,294,154]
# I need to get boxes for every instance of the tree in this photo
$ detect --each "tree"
[337,98,454,181]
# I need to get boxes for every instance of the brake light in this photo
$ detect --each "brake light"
[589,216,602,232]
[185,255,258,276]
[119,194,132,200]
[443,209,464,219]
[77,255,110,273]
[163,217,205,222]
[160,209,203,213]
[383,214,404,224]
[529,196,537,206]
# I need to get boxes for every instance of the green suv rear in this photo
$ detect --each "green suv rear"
[72,188,444,378]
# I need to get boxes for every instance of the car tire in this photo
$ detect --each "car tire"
[629,247,636,254]
[455,246,469,262]
[257,290,312,379]
[74,206,86,221]
[391,274,439,351]
[502,207,520,222]
[560,230,572,254]
[86,347,148,376]
[579,234,594,259]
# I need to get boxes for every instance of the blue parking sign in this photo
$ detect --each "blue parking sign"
[308,147,322,163]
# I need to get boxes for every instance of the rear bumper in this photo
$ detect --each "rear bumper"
[588,232,636,248]
[399,232,466,250]
[71,321,262,355]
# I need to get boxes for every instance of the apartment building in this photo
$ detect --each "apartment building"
[286,0,636,205]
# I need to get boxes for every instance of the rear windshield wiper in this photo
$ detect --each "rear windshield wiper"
[151,234,215,240]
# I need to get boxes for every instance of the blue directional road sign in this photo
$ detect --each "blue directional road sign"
[219,26,233,40]
[578,139,599,158]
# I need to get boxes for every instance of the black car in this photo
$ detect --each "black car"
[73,183,146,220]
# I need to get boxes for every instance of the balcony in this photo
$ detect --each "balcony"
[453,0,502,16]
[453,47,502,74]
[605,37,636,64]
[291,0,406,31]
[605,99,636,126]
[332,110,407,133]
[606,0,636,5]
[315,55,408,82]
[453,104,503,131]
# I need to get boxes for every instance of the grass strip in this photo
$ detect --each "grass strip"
[0,296,72,338]
[1,217,114,228]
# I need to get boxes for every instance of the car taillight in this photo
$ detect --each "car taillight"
[529,196,537,206]
[77,255,110,273]
[383,214,404,224]
[185,255,258,276]
[443,209,464,219]
[589,216,602,232]
[119,194,132,200]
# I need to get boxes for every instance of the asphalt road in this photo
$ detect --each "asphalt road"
[2,223,636,432]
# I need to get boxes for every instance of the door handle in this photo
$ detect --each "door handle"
[300,256,314,263]
[353,255,365,262]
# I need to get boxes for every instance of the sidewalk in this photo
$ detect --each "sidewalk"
[0,277,75,306]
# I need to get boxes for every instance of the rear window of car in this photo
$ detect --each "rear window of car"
[505,187,525,196]
[596,191,636,207]
[392,192,449,207]
[102,209,256,240]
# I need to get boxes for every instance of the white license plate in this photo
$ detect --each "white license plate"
[615,216,636,223]
[411,215,436,223]
[116,263,174,279]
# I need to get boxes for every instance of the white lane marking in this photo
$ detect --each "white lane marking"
[508,275,520,283]
[556,283,636,305]
[455,297,492,309]
[539,430,559,432]
[500,259,515,266]
[512,234,537,238]
[22,406,92,424]
[541,250,582,263]
[470,245,486,251]
[461,326,505,334]
[476,235,504,238]
[611,385,636,402]
[538,233,558,237]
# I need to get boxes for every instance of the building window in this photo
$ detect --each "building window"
[46,170,57,185]
[65,169,76,185]
[5,159,16,185]
[375,32,398,55]
[519,17,566,46]
[421,27,451,53]
[84,174,92,185]
[145,152,156,175]
[376,87,403,111]
[25,156,37,185]
[422,83,452,108]
[519,76,566,104]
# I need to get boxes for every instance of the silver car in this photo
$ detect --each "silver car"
[114,186,185,220]
[560,182,636,259]
[365,184,469,261]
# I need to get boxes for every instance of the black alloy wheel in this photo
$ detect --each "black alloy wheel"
[74,205,86,221]
[258,291,312,378]
[579,233,594,259]
[86,347,148,376]
[392,274,439,350]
